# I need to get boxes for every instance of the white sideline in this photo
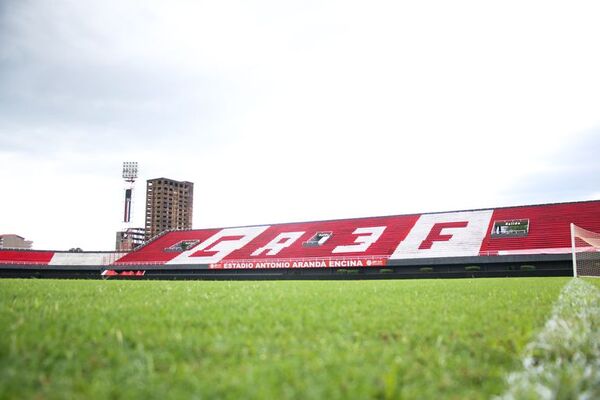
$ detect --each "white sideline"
[497,279,600,399]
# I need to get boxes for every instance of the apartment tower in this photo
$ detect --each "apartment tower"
[145,178,194,241]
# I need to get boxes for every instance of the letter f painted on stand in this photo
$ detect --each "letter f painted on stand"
[419,222,469,249]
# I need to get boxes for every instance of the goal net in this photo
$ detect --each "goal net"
[571,223,600,277]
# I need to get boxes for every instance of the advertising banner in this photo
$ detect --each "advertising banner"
[210,257,388,269]
[491,219,530,237]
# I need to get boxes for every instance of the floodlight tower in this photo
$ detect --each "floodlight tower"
[122,162,138,226]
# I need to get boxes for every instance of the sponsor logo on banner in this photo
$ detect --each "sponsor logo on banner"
[210,257,388,269]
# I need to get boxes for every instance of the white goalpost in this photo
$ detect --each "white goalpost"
[571,223,600,277]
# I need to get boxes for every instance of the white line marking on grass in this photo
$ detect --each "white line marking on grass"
[497,279,600,400]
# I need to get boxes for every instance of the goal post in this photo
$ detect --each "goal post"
[571,223,600,277]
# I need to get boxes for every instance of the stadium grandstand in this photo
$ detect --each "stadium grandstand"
[1,200,600,279]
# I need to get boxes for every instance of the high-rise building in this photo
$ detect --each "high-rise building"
[145,178,194,241]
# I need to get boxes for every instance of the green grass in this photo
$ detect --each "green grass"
[585,277,600,290]
[0,278,568,399]
[499,278,600,399]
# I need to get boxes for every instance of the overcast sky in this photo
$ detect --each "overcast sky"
[1,0,599,251]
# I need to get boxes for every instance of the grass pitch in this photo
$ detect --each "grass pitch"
[0,278,568,399]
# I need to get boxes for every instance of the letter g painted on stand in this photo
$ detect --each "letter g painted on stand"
[167,226,269,264]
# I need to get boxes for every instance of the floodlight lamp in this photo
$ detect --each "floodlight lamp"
[122,161,138,182]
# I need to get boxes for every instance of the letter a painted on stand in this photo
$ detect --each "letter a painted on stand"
[251,232,305,256]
